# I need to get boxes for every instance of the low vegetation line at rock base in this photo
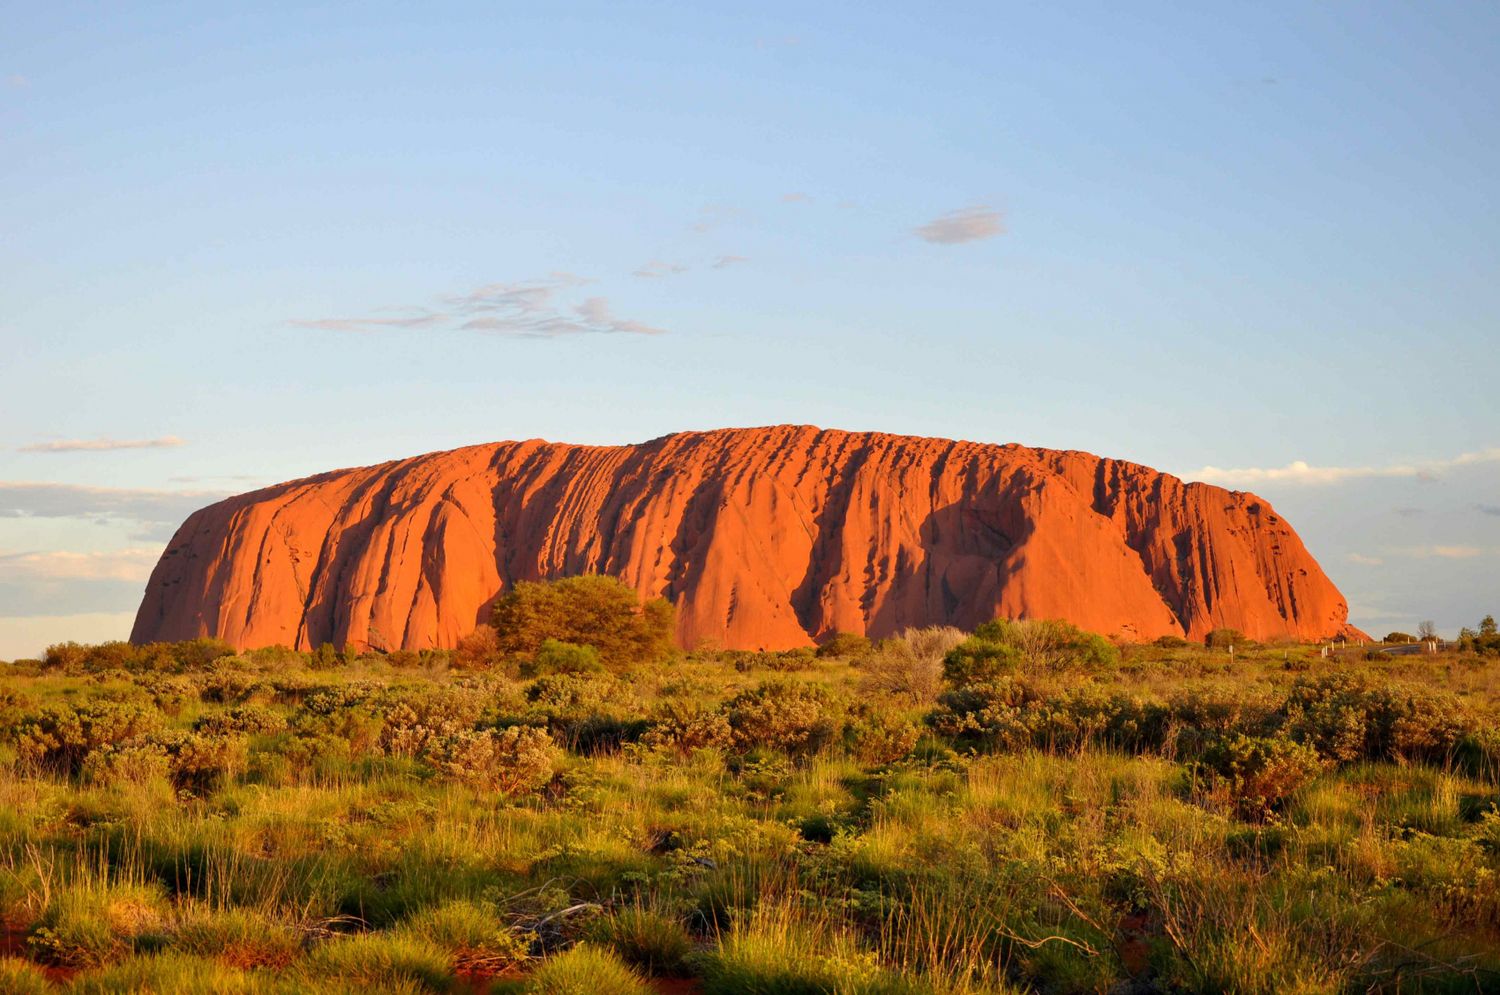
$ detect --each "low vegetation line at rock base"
[2,594,1500,994]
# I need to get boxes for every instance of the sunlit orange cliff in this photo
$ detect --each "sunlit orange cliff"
[131,426,1362,651]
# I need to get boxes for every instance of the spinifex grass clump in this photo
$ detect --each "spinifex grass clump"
[0,609,1499,994]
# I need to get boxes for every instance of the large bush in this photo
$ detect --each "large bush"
[725,680,839,756]
[421,725,558,793]
[859,626,964,703]
[943,618,1117,683]
[491,575,676,667]
[1200,734,1323,819]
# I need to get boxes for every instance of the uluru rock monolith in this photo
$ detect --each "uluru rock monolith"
[131,426,1362,651]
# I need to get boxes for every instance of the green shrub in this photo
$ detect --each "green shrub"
[80,741,173,786]
[524,639,605,678]
[299,932,453,990]
[1283,673,1473,764]
[640,699,732,755]
[421,725,557,793]
[845,710,921,765]
[726,680,839,756]
[941,636,1020,686]
[63,952,281,995]
[594,906,693,975]
[193,705,287,737]
[28,882,171,969]
[492,575,675,668]
[1205,628,1247,650]
[14,699,163,775]
[399,899,529,974]
[527,943,652,995]
[173,908,300,968]
[858,627,964,704]
[816,632,872,659]
[1201,734,1323,819]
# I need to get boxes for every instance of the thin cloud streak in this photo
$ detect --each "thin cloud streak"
[632,260,688,279]
[711,255,749,269]
[0,548,161,583]
[0,482,230,525]
[20,436,186,453]
[290,274,666,339]
[914,205,1005,244]
[1187,447,1500,487]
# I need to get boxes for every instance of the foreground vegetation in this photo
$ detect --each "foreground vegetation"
[2,594,1499,993]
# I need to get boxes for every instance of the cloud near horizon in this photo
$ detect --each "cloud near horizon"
[290,274,667,338]
[914,205,1005,244]
[0,481,231,532]
[1186,446,1500,487]
[20,436,185,453]
[0,548,162,583]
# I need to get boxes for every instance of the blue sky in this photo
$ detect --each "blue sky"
[2,1,1497,657]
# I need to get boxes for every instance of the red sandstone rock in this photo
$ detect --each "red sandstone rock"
[131,426,1363,651]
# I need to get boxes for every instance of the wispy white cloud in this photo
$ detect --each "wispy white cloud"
[1477,504,1500,517]
[690,204,743,234]
[19,436,185,453]
[711,254,749,269]
[914,205,1004,244]
[781,192,812,203]
[1186,446,1500,488]
[291,273,666,339]
[0,481,229,526]
[1385,544,1491,560]
[1346,553,1383,566]
[4,74,28,89]
[632,259,688,279]
[0,548,161,583]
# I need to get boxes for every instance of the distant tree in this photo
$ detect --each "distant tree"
[451,626,504,670]
[490,575,675,667]
[1481,615,1498,638]
[1205,628,1248,650]
[1383,632,1414,644]
[522,638,604,677]
[815,632,872,659]
[1417,620,1438,642]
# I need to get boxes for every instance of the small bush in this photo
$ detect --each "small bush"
[816,632,872,659]
[28,882,170,969]
[14,699,164,775]
[173,908,300,969]
[453,625,505,670]
[726,680,839,756]
[594,906,693,975]
[63,953,274,995]
[421,725,557,794]
[80,742,172,786]
[845,710,922,765]
[941,637,1021,686]
[299,932,453,990]
[1201,734,1323,819]
[400,899,529,974]
[524,639,605,678]
[1205,628,1248,650]
[527,943,652,995]
[858,627,964,704]
[641,699,732,755]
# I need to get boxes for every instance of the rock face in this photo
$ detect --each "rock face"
[132,426,1361,651]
